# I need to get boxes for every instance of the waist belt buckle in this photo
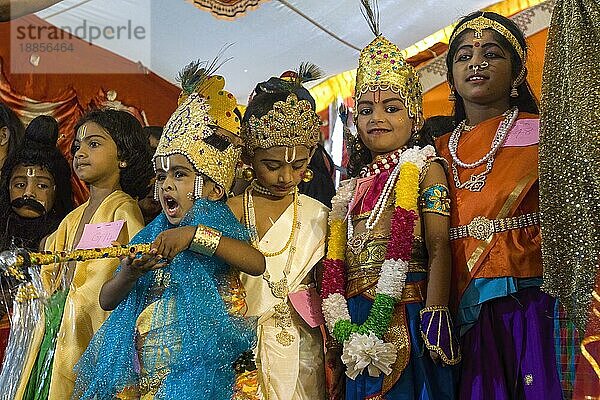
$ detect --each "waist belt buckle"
[467,216,494,241]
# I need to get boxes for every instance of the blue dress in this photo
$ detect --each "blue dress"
[71,199,256,400]
[345,225,456,400]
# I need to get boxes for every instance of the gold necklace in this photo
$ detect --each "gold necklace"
[244,186,299,258]
[243,185,301,346]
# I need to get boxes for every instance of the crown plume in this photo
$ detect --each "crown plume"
[296,62,324,86]
[359,0,380,37]
[176,44,233,95]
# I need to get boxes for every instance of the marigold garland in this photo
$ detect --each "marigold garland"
[321,146,434,378]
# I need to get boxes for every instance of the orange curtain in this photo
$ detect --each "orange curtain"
[423,28,549,118]
[0,15,180,204]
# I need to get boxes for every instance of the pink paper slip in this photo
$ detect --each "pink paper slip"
[503,118,539,147]
[288,287,325,328]
[76,220,125,250]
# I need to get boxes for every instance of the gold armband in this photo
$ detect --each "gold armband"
[189,225,222,256]
[419,184,451,216]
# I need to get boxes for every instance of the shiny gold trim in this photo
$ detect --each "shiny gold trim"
[382,305,410,394]
[466,172,537,272]
[139,368,170,396]
[581,333,600,380]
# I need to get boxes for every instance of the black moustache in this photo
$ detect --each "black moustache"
[11,197,47,214]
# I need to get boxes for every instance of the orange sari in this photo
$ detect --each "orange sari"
[435,112,542,308]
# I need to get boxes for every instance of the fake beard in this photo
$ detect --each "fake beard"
[0,211,61,252]
[10,197,47,216]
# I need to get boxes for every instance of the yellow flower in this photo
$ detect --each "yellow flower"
[395,162,420,211]
[327,219,347,260]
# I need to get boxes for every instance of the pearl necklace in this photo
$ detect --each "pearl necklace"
[449,107,518,192]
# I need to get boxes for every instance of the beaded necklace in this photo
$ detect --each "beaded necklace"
[250,179,295,197]
[448,107,518,192]
[347,151,404,254]
[244,185,298,258]
[359,147,405,178]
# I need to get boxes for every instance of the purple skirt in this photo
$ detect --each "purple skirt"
[459,287,563,400]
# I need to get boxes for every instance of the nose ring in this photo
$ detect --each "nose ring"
[468,61,489,74]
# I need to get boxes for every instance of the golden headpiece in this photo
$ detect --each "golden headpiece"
[449,14,525,61]
[155,60,241,191]
[355,1,423,128]
[243,63,323,156]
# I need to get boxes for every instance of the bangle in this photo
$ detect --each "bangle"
[419,305,461,365]
[189,224,222,256]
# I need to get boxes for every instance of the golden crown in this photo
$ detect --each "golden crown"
[156,91,241,191]
[244,93,320,155]
[355,1,423,128]
[201,75,241,135]
[449,15,525,61]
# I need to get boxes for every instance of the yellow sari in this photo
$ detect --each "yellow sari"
[15,190,144,400]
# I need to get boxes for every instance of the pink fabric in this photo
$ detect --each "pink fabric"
[355,170,393,215]
[503,118,540,147]
[289,288,325,328]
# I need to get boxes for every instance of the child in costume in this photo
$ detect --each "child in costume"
[15,109,152,400]
[0,115,73,392]
[71,62,265,400]
[227,66,329,400]
[320,3,459,399]
[435,11,564,399]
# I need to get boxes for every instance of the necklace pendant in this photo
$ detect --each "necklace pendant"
[273,302,294,346]
[463,174,487,192]
[269,278,289,298]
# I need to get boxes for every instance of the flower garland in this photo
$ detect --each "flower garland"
[321,146,433,379]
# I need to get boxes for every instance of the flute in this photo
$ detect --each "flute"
[0,244,152,281]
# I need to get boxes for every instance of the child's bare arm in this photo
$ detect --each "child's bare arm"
[99,250,166,311]
[152,226,266,276]
[421,162,452,308]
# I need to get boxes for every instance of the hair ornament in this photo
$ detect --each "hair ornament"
[449,14,525,61]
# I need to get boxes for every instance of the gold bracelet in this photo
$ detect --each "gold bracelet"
[189,224,222,256]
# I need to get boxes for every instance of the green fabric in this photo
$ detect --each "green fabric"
[24,289,68,400]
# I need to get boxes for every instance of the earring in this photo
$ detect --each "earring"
[153,182,160,201]
[119,161,127,168]
[302,168,314,183]
[242,167,255,182]
[511,67,526,98]
[448,88,456,101]
[193,175,204,199]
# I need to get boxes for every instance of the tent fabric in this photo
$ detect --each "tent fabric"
[34,0,499,100]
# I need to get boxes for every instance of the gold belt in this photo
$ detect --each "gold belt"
[449,212,539,241]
